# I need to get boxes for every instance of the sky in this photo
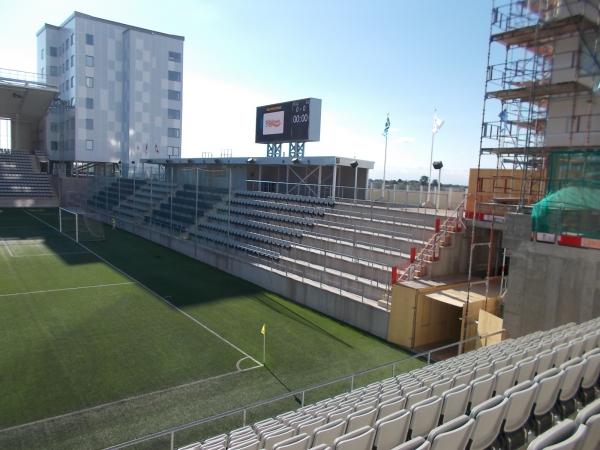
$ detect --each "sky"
[0,0,493,184]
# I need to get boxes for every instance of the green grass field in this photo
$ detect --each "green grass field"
[0,208,422,449]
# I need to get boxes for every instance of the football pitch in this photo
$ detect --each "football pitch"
[0,208,422,449]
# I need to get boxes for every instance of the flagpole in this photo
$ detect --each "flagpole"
[262,331,266,365]
[381,114,390,200]
[427,130,435,205]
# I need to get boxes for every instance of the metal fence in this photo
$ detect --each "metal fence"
[105,329,506,450]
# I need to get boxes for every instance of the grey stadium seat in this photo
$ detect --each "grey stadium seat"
[468,395,509,450]
[531,368,565,435]
[493,364,518,396]
[556,357,586,418]
[332,426,375,450]
[311,419,347,448]
[580,350,600,404]
[575,398,600,450]
[426,415,475,450]
[273,433,311,450]
[345,407,377,433]
[468,374,496,412]
[390,436,431,450]
[526,419,588,450]
[373,409,411,450]
[408,396,443,439]
[501,380,539,450]
[377,395,406,419]
[439,384,471,424]
[228,439,261,450]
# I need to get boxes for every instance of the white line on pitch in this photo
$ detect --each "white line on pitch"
[1,239,14,257]
[9,251,89,258]
[0,282,135,298]
[0,364,262,435]
[24,210,263,368]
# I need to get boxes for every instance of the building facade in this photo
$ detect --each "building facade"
[37,12,184,174]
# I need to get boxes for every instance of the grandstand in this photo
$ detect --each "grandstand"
[0,149,56,205]
[81,164,465,339]
[167,318,600,450]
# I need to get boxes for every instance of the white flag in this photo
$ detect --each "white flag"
[432,113,444,135]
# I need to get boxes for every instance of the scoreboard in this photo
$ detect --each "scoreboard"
[255,98,321,144]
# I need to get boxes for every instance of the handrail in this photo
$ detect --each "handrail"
[398,198,466,282]
[104,327,506,450]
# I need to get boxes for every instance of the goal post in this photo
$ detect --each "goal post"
[58,207,105,243]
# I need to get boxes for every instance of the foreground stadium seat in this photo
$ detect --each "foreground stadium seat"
[426,415,474,450]
[345,407,377,432]
[408,396,442,439]
[575,398,600,450]
[273,433,311,450]
[530,368,564,435]
[468,395,509,450]
[390,436,430,450]
[332,426,375,450]
[311,419,347,448]
[526,419,587,450]
[373,409,411,450]
[499,380,539,449]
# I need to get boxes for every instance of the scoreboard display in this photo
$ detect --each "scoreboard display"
[255,98,321,144]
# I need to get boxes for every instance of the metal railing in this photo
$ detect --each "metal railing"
[398,199,466,282]
[0,67,56,89]
[105,328,506,450]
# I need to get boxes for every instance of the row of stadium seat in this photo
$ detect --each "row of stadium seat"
[199,222,292,249]
[180,319,600,450]
[237,190,335,207]
[206,214,304,238]
[231,198,325,217]
[191,230,280,260]
[526,403,599,449]
[218,207,315,227]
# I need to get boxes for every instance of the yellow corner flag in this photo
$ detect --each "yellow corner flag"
[261,324,266,335]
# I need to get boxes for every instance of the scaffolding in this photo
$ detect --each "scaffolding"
[465,0,600,340]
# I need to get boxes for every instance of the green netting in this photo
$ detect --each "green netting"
[532,150,600,239]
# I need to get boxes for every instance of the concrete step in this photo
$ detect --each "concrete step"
[321,211,434,236]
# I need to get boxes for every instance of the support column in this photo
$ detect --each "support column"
[286,165,289,194]
[317,165,322,197]
[331,164,337,200]
[258,165,262,192]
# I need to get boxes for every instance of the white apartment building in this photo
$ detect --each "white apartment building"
[37,12,184,175]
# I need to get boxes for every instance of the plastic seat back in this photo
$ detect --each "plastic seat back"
[559,357,586,403]
[536,349,556,375]
[580,414,600,450]
[581,351,600,390]
[427,415,475,450]
[503,381,539,433]
[264,428,296,450]
[346,407,377,433]
[405,386,431,409]
[333,426,375,450]
[373,409,411,450]
[409,396,443,439]
[494,364,518,396]
[533,368,564,417]
[389,436,430,450]
[526,419,586,450]
[515,356,538,385]
[430,378,453,398]
[377,395,406,420]
[440,384,471,424]
[469,395,509,450]
[273,434,311,450]
[311,419,347,448]
[468,374,496,411]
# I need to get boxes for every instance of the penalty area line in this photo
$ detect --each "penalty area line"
[0,282,135,298]
[23,209,263,369]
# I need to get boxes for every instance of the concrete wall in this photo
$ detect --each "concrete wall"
[102,215,390,339]
[504,241,600,338]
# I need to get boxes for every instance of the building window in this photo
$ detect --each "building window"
[65,58,69,70]
[168,70,181,82]
[85,97,94,109]
[168,51,181,62]
[168,89,181,101]
[85,55,94,67]
[50,141,58,151]
[41,68,44,77]
[50,123,58,132]
[71,55,74,67]
[65,38,69,49]
[86,33,94,45]
[85,139,94,151]
[168,109,181,120]
[168,127,181,138]
[70,97,75,107]
[49,66,58,76]
[167,146,180,157]
[49,46,57,57]
[70,76,74,88]
[85,76,94,88]
[41,48,44,60]
[70,34,74,46]
[85,119,94,130]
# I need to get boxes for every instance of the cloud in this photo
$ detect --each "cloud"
[391,136,416,144]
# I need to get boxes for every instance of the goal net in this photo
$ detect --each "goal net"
[59,208,105,243]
